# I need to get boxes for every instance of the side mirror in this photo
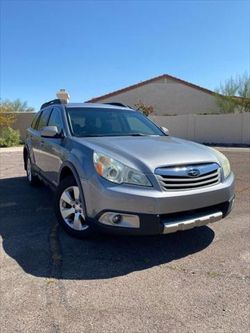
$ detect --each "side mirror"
[41,126,61,138]
[161,127,170,135]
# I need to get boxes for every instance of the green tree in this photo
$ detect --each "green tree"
[0,99,35,127]
[0,99,35,113]
[215,72,250,113]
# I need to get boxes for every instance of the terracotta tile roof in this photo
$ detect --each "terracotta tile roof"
[86,74,215,102]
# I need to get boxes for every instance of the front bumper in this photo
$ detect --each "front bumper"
[82,172,235,235]
[90,198,234,235]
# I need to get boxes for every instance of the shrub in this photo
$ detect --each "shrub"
[134,101,154,116]
[0,127,20,147]
[0,111,16,127]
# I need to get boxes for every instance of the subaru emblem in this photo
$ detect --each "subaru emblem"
[187,168,200,177]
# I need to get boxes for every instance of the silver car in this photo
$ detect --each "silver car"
[23,99,235,238]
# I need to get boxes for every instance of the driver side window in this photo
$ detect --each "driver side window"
[37,108,52,130]
[48,107,63,132]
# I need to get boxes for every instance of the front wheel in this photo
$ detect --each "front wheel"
[55,176,93,238]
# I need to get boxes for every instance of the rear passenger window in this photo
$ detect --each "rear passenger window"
[37,109,52,130]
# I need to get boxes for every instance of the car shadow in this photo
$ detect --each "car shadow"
[0,176,215,280]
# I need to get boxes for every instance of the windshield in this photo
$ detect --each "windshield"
[66,107,165,137]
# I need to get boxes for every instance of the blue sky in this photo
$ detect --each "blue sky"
[1,0,249,110]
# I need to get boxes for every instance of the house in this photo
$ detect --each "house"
[86,74,220,115]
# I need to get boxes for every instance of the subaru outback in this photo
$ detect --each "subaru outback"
[23,99,235,238]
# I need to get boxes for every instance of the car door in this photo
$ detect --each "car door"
[26,111,41,169]
[32,108,52,171]
[40,107,66,185]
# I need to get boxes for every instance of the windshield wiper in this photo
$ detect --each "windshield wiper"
[129,133,148,136]
[76,133,152,137]
[76,134,104,137]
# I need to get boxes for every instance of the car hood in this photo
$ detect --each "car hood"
[73,136,219,173]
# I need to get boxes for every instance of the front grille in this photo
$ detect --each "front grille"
[155,163,221,191]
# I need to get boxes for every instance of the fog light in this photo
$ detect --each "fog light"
[112,214,122,224]
[98,212,140,228]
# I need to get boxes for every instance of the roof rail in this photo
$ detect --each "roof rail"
[104,102,133,109]
[40,99,66,110]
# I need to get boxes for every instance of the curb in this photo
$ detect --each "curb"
[213,146,250,153]
[0,146,23,153]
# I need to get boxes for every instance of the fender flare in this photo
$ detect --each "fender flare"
[58,161,88,216]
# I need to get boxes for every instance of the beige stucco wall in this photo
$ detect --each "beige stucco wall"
[150,113,250,145]
[93,77,220,115]
[1,112,249,145]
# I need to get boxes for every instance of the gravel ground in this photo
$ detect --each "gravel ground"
[0,147,249,333]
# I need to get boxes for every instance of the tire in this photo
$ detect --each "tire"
[55,175,94,238]
[26,155,41,186]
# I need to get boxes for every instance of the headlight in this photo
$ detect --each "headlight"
[210,148,231,179]
[93,152,152,187]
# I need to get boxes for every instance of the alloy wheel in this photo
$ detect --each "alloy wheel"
[59,186,88,231]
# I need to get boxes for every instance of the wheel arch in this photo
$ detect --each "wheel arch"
[59,165,75,182]
[58,162,87,213]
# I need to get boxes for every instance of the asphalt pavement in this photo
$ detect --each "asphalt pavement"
[0,147,249,333]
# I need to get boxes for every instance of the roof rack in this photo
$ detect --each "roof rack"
[40,99,66,110]
[104,102,133,109]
